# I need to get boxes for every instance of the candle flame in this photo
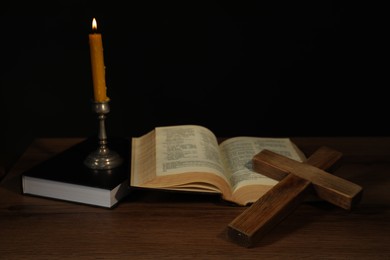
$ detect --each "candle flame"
[92,18,97,31]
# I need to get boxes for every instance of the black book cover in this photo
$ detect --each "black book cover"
[22,137,131,207]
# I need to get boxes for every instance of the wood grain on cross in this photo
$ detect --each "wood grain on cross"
[227,146,363,248]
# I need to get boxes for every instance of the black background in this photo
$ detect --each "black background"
[1,1,387,170]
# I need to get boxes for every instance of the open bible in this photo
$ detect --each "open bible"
[130,125,306,206]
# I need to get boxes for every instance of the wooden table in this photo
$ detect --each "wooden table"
[1,137,390,259]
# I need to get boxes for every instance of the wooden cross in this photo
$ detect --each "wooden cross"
[227,146,363,248]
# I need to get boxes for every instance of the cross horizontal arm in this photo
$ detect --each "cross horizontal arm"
[253,149,363,210]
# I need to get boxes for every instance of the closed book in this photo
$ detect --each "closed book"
[22,137,130,208]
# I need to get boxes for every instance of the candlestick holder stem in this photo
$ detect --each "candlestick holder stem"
[84,101,123,170]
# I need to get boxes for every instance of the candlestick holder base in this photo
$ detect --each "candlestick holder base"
[84,147,123,170]
[84,101,123,170]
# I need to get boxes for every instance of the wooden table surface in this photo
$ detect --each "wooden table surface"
[1,137,390,259]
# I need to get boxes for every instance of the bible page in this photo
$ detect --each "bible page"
[155,125,227,180]
[219,137,305,192]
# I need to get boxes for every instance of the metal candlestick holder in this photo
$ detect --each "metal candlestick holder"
[84,101,123,170]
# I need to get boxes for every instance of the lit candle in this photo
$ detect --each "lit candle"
[89,18,109,102]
